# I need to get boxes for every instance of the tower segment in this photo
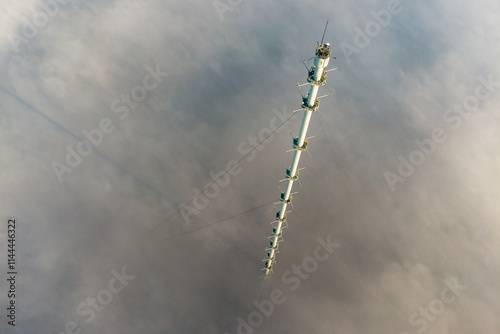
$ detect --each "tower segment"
[263,41,332,279]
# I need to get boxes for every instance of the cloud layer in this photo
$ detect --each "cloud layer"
[0,0,499,333]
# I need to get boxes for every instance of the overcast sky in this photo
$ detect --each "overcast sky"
[1,0,499,333]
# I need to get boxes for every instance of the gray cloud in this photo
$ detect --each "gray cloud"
[0,0,499,333]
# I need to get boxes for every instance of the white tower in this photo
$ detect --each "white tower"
[262,30,333,280]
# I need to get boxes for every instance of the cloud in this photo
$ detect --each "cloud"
[0,0,499,333]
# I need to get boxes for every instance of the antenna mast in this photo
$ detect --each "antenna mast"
[262,24,333,280]
[321,20,329,45]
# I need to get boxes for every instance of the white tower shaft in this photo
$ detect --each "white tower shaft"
[263,42,332,278]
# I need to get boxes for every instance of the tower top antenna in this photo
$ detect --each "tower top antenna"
[320,20,329,45]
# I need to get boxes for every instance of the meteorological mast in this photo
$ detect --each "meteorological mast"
[262,24,334,280]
